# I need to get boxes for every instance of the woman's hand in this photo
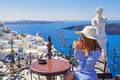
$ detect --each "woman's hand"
[73,38,83,50]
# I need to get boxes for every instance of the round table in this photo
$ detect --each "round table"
[30,59,70,80]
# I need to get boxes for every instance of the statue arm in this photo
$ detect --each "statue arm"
[91,18,97,27]
[104,17,107,20]
[103,16,107,20]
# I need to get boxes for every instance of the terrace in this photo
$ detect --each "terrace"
[0,36,118,80]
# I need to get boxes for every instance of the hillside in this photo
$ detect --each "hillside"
[5,20,62,24]
[62,23,120,34]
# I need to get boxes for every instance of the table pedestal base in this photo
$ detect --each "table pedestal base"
[46,76,56,80]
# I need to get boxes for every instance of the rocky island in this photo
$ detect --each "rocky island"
[62,23,120,34]
[5,20,62,24]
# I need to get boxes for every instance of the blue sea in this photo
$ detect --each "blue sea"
[6,20,120,77]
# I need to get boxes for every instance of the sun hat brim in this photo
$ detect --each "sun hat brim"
[75,31,97,40]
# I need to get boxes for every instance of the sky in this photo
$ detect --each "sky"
[0,0,120,21]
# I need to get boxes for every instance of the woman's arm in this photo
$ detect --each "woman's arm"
[74,49,86,63]
[85,50,101,67]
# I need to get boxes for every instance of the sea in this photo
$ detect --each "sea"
[6,20,120,77]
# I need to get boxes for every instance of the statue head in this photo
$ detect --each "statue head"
[96,7,103,15]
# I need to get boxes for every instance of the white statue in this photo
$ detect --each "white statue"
[91,7,107,61]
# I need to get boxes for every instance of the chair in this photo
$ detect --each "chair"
[95,60,107,80]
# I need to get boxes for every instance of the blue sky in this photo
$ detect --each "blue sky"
[0,0,120,21]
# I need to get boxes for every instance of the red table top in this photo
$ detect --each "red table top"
[30,59,70,76]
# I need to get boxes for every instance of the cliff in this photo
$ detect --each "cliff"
[62,23,120,34]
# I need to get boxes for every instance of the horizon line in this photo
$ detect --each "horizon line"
[2,19,120,22]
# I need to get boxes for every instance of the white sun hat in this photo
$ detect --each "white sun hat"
[75,26,97,40]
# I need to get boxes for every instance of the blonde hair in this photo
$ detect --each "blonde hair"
[82,35,101,54]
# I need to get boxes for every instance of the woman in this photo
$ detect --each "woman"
[64,26,101,80]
